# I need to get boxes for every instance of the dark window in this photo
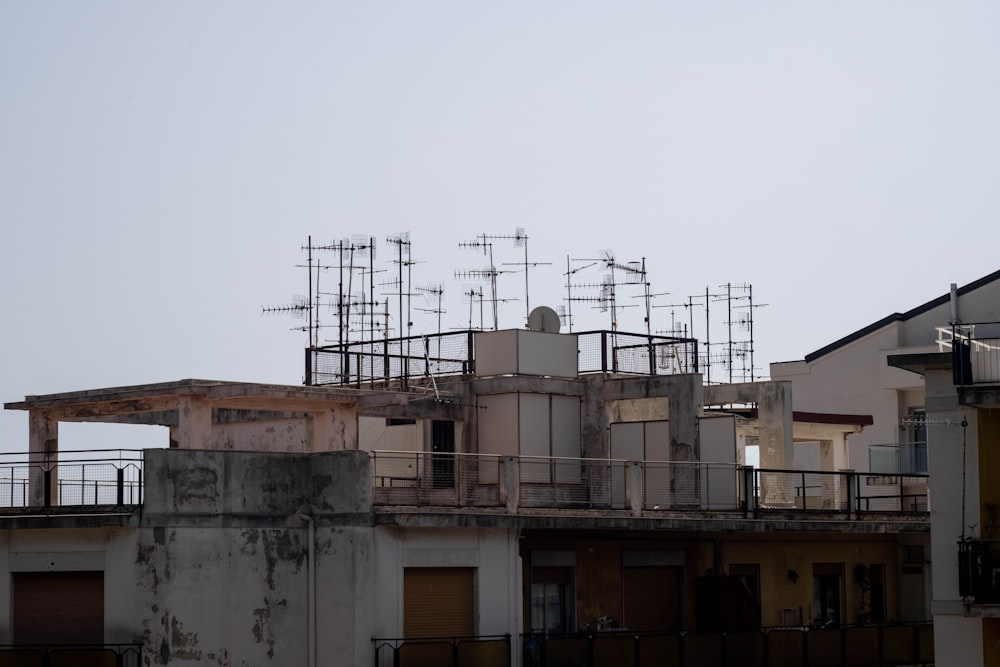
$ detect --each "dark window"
[530,567,574,634]
[869,564,886,623]
[431,420,455,488]
[730,563,761,627]
[812,563,844,627]
[386,418,417,426]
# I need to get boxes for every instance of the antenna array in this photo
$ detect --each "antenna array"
[263,231,766,383]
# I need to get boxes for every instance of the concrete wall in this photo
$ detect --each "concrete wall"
[138,448,374,667]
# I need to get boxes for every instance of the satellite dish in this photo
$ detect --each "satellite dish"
[527,306,561,333]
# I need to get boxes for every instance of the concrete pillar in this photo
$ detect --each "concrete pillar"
[176,397,212,449]
[757,382,793,469]
[28,411,57,506]
[626,461,643,516]
[309,406,359,451]
[500,456,519,512]
[819,439,842,508]
[757,382,793,507]
[668,376,701,506]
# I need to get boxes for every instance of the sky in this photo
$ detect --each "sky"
[2,2,999,452]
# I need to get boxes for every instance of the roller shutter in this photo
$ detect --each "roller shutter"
[404,567,474,639]
[13,571,104,644]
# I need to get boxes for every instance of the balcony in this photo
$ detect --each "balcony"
[939,322,1000,386]
[959,539,1000,607]
[0,450,143,514]
[371,451,929,521]
[307,329,698,387]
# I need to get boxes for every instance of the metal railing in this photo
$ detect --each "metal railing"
[0,450,143,511]
[0,643,141,666]
[373,634,510,667]
[520,623,933,667]
[308,330,698,386]
[749,468,929,517]
[959,538,1000,604]
[372,451,930,519]
[940,321,1000,385]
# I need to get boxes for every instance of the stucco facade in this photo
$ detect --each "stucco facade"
[1,328,932,666]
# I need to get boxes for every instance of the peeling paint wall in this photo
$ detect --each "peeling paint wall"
[138,448,375,667]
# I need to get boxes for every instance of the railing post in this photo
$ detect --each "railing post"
[117,467,125,506]
[305,347,313,386]
[501,457,519,512]
[467,331,476,375]
[43,469,51,509]
[741,466,754,518]
[601,331,608,373]
[626,461,643,516]
[847,473,857,519]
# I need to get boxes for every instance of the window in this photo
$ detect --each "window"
[812,563,844,627]
[906,409,928,474]
[431,420,455,488]
[869,564,886,623]
[530,567,574,635]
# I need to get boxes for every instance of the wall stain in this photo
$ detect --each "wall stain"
[174,466,219,502]
[260,530,304,590]
[169,615,203,661]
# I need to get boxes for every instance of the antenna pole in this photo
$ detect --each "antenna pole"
[307,236,314,348]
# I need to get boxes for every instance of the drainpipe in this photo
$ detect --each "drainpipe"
[296,508,316,667]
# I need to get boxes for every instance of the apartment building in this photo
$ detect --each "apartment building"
[2,324,931,666]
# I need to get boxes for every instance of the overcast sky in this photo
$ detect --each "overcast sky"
[2,2,999,451]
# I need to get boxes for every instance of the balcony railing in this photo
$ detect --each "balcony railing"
[0,450,143,511]
[373,635,510,667]
[959,538,1000,604]
[307,330,698,386]
[371,451,930,519]
[869,442,929,475]
[0,643,141,666]
[939,321,1000,385]
[519,624,933,667]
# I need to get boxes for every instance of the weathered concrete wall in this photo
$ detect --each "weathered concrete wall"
[211,420,309,452]
[138,448,374,666]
